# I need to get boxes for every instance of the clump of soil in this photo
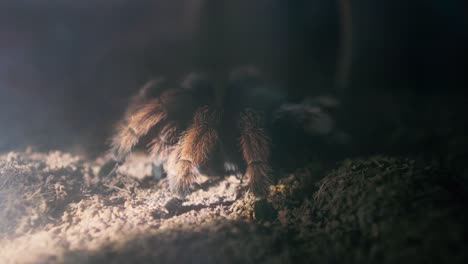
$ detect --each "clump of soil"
[310,157,468,263]
[0,151,466,263]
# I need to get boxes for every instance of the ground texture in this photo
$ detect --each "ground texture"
[0,151,467,263]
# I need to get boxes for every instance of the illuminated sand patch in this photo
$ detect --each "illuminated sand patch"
[0,152,466,263]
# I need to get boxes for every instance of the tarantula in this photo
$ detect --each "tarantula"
[103,70,273,196]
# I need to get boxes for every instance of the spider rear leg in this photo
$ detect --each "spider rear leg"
[239,109,273,196]
[166,106,221,196]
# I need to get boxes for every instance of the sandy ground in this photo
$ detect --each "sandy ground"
[0,151,467,263]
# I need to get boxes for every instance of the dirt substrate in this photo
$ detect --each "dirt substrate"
[0,151,467,263]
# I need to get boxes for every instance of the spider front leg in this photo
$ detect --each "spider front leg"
[166,106,221,196]
[99,98,167,178]
[110,98,168,163]
[239,109,272,196]
[148,121,180,179]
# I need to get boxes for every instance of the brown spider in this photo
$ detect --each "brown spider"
[104,71,272,196]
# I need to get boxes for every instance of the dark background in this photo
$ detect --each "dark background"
[0,0,466,160]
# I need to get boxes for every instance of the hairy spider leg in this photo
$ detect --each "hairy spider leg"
[166,106,221,196]
[239,109,272,195]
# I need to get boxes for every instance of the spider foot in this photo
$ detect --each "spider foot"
[99,159,121,178]
[152,162,166,181]
[224,161,242,178]
[246,162,272,197]
[167,160,200,197]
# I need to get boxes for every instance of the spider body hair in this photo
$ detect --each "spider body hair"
[104,71,273,197]
[109,76,215,164]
